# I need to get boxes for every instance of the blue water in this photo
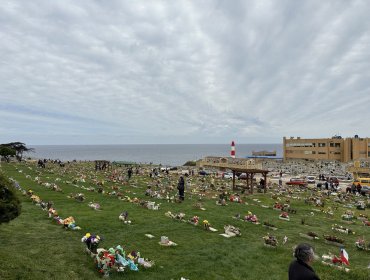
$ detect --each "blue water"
[28,144,282,166]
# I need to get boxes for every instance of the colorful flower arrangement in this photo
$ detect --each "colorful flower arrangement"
[273,202,283,210]
[263,233,278,247]
[355,238,370,251]
[244,212,259,224]
[229,194,242,203]
[279,212,290,221]
[189,215,199,226]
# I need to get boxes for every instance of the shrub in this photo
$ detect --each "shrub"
[0,173,21,224]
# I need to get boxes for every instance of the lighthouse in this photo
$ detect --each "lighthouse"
[231,141,236,158]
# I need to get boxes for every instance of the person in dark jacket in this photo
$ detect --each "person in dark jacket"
[289,243,320,280]
[177,176,185,201]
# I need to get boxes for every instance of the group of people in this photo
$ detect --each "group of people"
[346,182,363,194]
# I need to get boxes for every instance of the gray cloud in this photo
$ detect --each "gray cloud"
[1,0,370,144]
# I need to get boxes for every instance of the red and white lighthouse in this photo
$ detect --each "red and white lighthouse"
[230,141,236,158]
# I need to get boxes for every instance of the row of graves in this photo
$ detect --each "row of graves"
[41,162,370,256]
[9,169,156,278]
[264,186,370,272]
[10,161,370,277]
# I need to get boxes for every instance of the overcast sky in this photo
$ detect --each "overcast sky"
[1,0,370,145]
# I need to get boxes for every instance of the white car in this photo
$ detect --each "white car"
[223,172,234,179]
[306,176,316,184]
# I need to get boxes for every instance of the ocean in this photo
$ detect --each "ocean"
[28,144,282,166]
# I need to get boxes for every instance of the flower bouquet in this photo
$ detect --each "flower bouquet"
[279,212,290,221]
[244,212,260,224]
[263,234,278,248]
[273,202,283,211]
[203,220,217,232]
[355,238,370,251]
[188,215,199,226]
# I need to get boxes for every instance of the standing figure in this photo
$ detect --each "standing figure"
[356,183,362,194]
[127,168,133,180]
[177,176,185,201]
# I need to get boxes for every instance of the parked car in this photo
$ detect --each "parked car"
[238,173,247,180]
[286,178,308,187]
[223,172,234,179]
[360,186,370,196]
[306,176,316,184]
[198,170,210,176]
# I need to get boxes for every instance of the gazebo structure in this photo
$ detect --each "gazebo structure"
[197,156,269,194]
[95,160,111,171]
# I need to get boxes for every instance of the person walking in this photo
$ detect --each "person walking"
[127,168,133,180]
[177,175,185,201]
[289,243,320,280]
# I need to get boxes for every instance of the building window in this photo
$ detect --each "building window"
[368,152,370,157]
[318,143,326,147]
[286,143,315,147]
[318,152,326,154]
[334,152,341,155]
[330,143,341,147]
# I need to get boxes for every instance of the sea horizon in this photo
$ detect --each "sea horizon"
[27,143,282,146]
[28,143,283,166]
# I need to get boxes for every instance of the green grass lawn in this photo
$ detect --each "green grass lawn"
[0,162,369,280]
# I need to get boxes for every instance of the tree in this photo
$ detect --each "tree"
[0,146,16,162]
[0,173,21,224]
[1,142,34,161]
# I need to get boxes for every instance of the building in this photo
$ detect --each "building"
[283,135,370,163]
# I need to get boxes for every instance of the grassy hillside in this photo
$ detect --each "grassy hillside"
[0,162,369,280]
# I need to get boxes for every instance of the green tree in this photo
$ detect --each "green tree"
[0,146,16,162]
[1,142,34,161]
[0,173,21,224]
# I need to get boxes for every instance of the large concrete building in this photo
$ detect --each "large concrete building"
[283,136,370,163]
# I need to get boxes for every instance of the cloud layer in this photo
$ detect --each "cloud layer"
[1,0,370,144]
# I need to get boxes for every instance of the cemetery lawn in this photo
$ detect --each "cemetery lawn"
[0,162,369,280]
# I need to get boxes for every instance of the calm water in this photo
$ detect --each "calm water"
[29,144,282,166]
